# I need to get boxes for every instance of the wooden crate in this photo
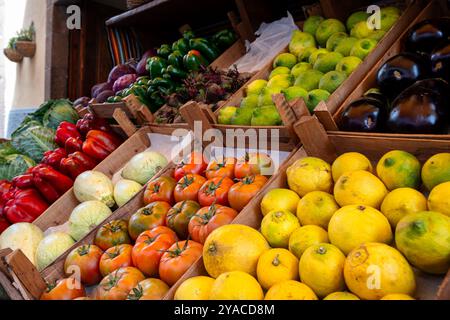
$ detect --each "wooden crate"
[315,0,450,141]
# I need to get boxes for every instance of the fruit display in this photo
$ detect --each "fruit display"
[339,17,450,133]
[217,7,401,126]
[173,149,450,300]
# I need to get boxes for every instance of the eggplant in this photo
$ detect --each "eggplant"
[431,41,450,82]
[339,97,388,132]
[405,19,450,55]
[376,52,429,100]
[364,88,389,108]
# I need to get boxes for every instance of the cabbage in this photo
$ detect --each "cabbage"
[69,201,113,241]
[35,232,75,271]
[0,223,44,266]
[0,154,36,180]
[122,151,168,185]
[74,171,115,207]
[114,179,142,207]
[42,100,79,130]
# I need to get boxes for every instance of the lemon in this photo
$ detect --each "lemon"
[288,225,329,259]
[299,243,346,298]
[261,188,300,216]
[174,276,215,300]
[380,188,427,228]
[344,243,416,300]
[376,150,421,190]
[287,157,333,197]
[323,292,360,300]
[422,153,450,191]
[246,79,268,96]
[380,294,415,300]
[257,248,299,290]
[428,182,450,217]
[261,210,301,248]
[328,205,393,255]
[273,53,297,69]
[331,152,372,182]
[265,280,318,300]
[296,191,339,229]
[209,271,264,300]
[334,170,388,209]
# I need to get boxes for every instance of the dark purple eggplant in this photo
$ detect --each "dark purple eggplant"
[405,19,450,55]
[96,90,115,103]
[136,49,156,76]
[376,52,429,100]
[91,82,113,99]
[364,88,389,108]
[339,97,388,132]
[431,41,450,82]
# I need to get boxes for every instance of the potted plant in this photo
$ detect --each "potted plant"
[3,37,23,63]
[14,22,36,58]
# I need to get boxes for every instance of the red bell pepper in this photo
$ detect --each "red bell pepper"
[82,130,121,161]
[0,215,10,234]
[65,137,83,154]
[76,113,112,137]
[60,151,98,179]
[4,188,49,224]
[0,180,13,218]
[12,173,34,189]
[55,122,81,147]
[31,165,73,203]
[41,148,67,170]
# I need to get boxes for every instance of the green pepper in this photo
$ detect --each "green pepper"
[136,76,150,86]
[212,29,237,51]
[121,88,132,97]
[151,77,175,91]
[183,50,209,71]
[157,44,172,59]
[149,91,166,110]
[189,38,220,62]
[166,65,187,80]
[172,38,190,55]
[183,30,196,40]
[146,56,168,79]
[168,50,184,69]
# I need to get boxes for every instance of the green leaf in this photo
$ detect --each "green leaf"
[0,154,35,180]
[11,124,57,163]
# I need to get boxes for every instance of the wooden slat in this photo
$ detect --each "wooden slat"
[314,101,339,131]
[91,102,133,119]
[437,270,450,300]
[113,108,138,137]
[290,97,310,120]
[0,271,23,300]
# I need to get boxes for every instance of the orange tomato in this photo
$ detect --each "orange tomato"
[40,278,85,300]
[143,176,176,205]
[198,177,234,207]
[99,244,133,277]
[174,174,207,203]
[128,201,171,240]
[206,157,236,180]
[234,153,273,179]
[95,267,145,300]
[64,244,103,286]
[228,175,268,211]
[126,278,170,300]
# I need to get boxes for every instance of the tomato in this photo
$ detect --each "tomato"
[131,226,178,277]
[99,244,133,277]
[228,175,268,211]
[94,219,131,251]
[143,176,176,205]
[166,200,201,239]
[128,201,171,240]
[95,267,145,300]
[126,278,170,300]
[234,152,273,179]
[198,177,234,207]
[64,244,103,286]
[159,240,203,286]
[40,278,85,300]
[174,174,207,203]
[206,157,236,180]
[174,152,207,181]
[188,204,238,244]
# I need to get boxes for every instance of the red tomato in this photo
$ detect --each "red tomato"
[126,278,170,300]
[143,176,176,205]
[234,153,273,179]
[159,240,203,286]
[128,201,171,240]
[205,157,236,180]
[131,226,178,277]
[166,200,201,239]
[40,278,85,300]
[228,175,269,211]
[94,219,131,251]
[174,174,207,203]
[64,244,103,286]
[174,152,207,181]
[99,244,133,277]
[188,204,238,244]
[95,267,145,300]
[198,177,234,207]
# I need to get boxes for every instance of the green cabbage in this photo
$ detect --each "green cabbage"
[43,100,79,130]
[0,153,36,180]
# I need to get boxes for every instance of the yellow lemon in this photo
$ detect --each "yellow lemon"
[287,157,333,197]
[395,211,450,275]
[381,188,428,228]
[428,182,450,217]
[174,276,215,300]
[380,294,415,300]
[422,153,450,191]
[344,243,416,300]
[299,243,346,298]
[328,205,393,255]
[261,210,301,248]
[288,225,329,259]
[376,150,421,190]
[257,248,299,290]
[323,291,360,300]
[209,271,264,300]
[296,191,339,229]
[334,170,388,209]
[261,188,301,216]
[332,152,372,182]
[265,280,318,300]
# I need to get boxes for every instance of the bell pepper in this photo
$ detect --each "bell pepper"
[0,180,13,216]
[157,44,172,59]
[12,173,34,189]
[189,38,220,62]
[146,56,168,80]
[129,85,152,107]
[149,91,166,110]
[183,30,196,40]
[41,148,67,170]
[4,188,49,224]
[183,50,209,71]
[166,65,187,80]
[60,151,98,180]
[55,122,81,147]
[168,50,184,69]
[82,130,121,161]
[65,137,83,155]
[212,29,237,51]
[0,215,9,234]
[172,38,190,55]
[151,77,175,91]
[31,165,73,203]
[76,113,112,137]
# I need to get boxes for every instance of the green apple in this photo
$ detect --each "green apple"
[367,30,386,41]
[334,37,358,56]
[297,47,317,63]
[290,62,312,78]
[308,48,329,65]
[350,38,377,60]
[303,16,325,36]
[381,6,401,17]
[315,19,346,47]
[282,86,308,102]
[295,69,324,91]
[246,79,268,96]
[240,95,260,109]
[273,53,297,69]
[289,31,316,57]
[313,52,344,73]
[380,10,400,31]
[231,107,254,126]
[269,66,291,79]
[336,56,362,76]
[326,32,348,51]
[306,89,330,112]
[350,21,372,39]
[318,71,347,94]
[346,11,370,31]
[218,106,238,125]
[251,105,282,126]
[267,74,294,89]
[258,87,283,106]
